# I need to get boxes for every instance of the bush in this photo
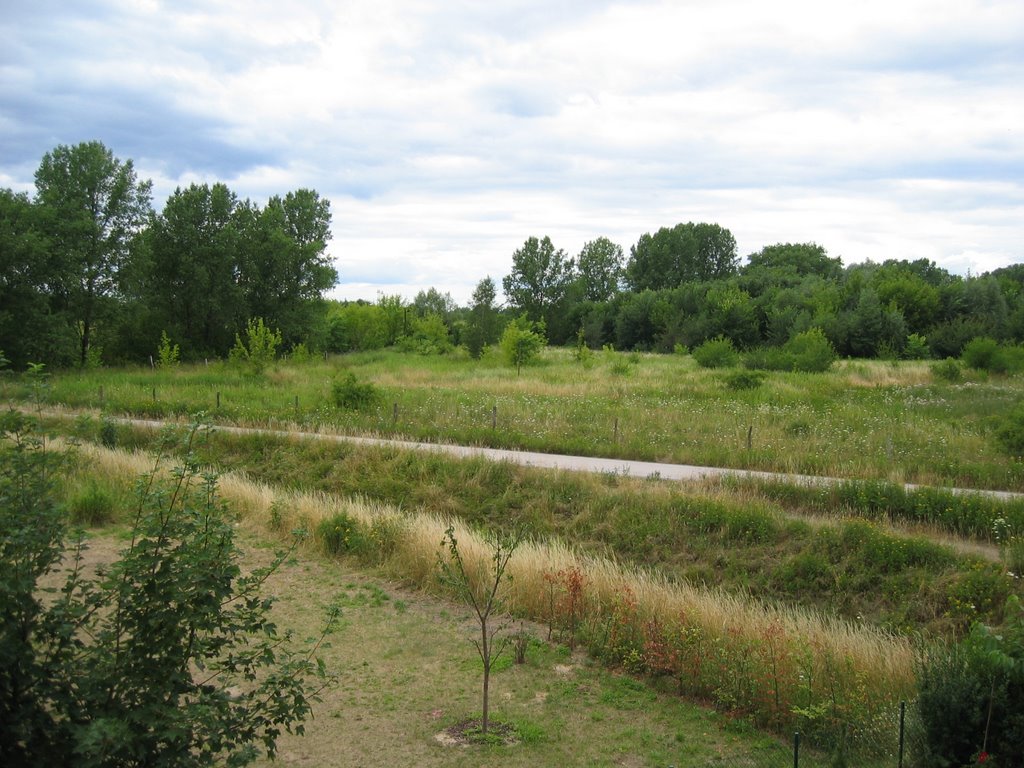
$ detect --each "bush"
[930,357,962,383]
[960,337,1024,374]
[317,511,368,557]
[500,315,546,374]
[692,336,739,369]
[903,333,931,360]
[724,370,766,390]
[785,328,836,372]
[331,371,380,411]
[912,598,1024,768]
[996,404,1024,457]
[229,317,282,374]
[66,479,117,526]
[0,416,333,765]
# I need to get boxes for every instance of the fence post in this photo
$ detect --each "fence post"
[294,395,299,416]
[392,402,398,425]
[747,425,753,451]
[152,387,156,402]
[149,355,154,370]
[216,391,220,409]
[613,417,619,444]
[793,731,800,768]
[491,405,497,430]
[898,701,906,768]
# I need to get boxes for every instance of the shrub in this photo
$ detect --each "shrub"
[317,511,368,557]
[156,330,180,368]
[930,357,963,383]
[903,333,931,360]
[0,416,332,765]
[962,336,1008,373]
[331,371,380,411]
[996,404,1024,457]
[724,370,766,390]
[500,315,546,374]
[785,328,836,372]
[229,317,282,374]
[912,598,1024,767]
[692,336,739,369]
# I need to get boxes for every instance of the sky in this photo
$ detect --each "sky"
[1,0,1022,305]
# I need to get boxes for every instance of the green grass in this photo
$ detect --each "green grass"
[59,417,1024,638]
[10,348,1024,490]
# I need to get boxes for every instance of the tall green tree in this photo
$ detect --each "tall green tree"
[0,190,70,368]
[236,190,336,348]
[576,237,624,302]
[502,236,574,330]
[626,222,737,291]
[141,183,244,357]
[34,141,152,366]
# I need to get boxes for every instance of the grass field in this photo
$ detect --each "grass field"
[8,347,1024,491]
[11,349,1024,761]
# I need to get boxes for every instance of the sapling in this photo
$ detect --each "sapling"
[438,524,524,736]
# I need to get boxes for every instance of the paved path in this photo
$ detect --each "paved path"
[113,416,1024,502]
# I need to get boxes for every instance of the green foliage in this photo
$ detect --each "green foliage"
[963,336,1009,373]
[396,313,452,355]
[438,524,523,736]
[0,417,334,766]
[930,357,963,382]
[229,317,282,374]
[903,333,931,360]
[65,478,117,526]
[784,328,837,372]
[331,371,380,411]
[724,369,766,390]
[157,330,180,368]
[912,598,1024,767]
[288,342,313,365]
[317,511,367,557]
[500,315,546,375]
[692,336,739,369]
[995,404,1024,457]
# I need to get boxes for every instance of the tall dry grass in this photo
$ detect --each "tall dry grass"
[76,439,915,753]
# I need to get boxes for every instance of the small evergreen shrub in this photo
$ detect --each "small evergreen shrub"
[692,336,739,369]
[331,371,380,411]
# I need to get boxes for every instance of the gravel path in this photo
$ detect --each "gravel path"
[113,415,1024,501]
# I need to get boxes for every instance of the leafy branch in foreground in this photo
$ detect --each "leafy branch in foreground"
[438,524,524,736]
[0,415,337,767]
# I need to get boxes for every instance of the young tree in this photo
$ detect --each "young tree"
[438,524,524,736]
[499,315,546,375]
[0,415,334,766]
[34,141,153,366]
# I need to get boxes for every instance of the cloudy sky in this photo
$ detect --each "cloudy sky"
[2,0,1022,304]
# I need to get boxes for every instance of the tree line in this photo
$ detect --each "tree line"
[4,141,1023,370]
[332,229,1024,364]
[0,141,335,369]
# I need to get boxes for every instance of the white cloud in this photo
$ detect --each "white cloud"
[1,0,1022,305]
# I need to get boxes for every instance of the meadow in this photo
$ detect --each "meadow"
[9,348,1024,762]
[9,347,1024,491]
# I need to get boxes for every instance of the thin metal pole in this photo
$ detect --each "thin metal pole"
[793,732,800,768]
